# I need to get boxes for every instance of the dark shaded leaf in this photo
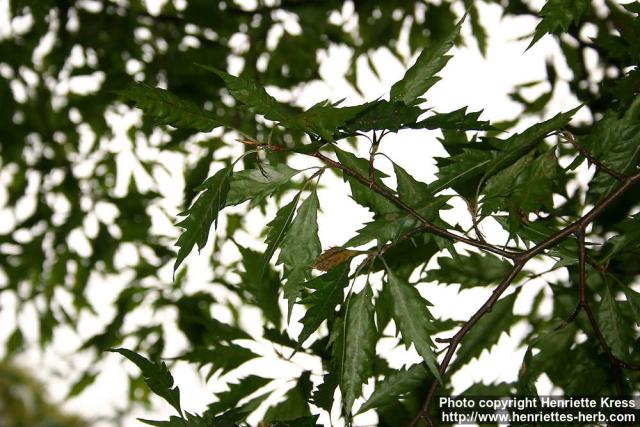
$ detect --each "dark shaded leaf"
[120,83,222,132]
[109,348,182,416]
[386,270,440,380]
[357,363,430,414]
[341,286,377,414]
[174,166,232,272]
[390,18,463,105]
[296,265,349,346]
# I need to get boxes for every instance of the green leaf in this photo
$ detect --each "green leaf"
[263,193,301,273]
[173,344,260,379]
[282,100,377,141]
[390,17,463,105]
[279,191,322,315]
[109,348,182,416]
[394,162,432,205]
[386,270,440,381]
[482,149,559,218]
[453,290,518,369]
[344,212,420,248]
[334,147,397,215]
[263,372,313,422]
[600,214,640,263]
[469,2,488,56]
[174,166,232,272]
[6,326,24,357]
[597,285,629,359]
[414,107,493,131]
[357,363,430,414]
[528,0,590,49]
[226,164,302,206]
[200,65,297,122]
[425,252,515,288]
[119,83,222,132]
[237,246,282,327]
[430,147,495,196]
[581,98,640,198]
[66,370,98,399]
[296,265,350,346]
[516,346,538,396]
[268,415,321,427]
[207,375,271,415]
[139,413,209,427]
[341,286,377,414]
[622,285,640,326]
[342,101,422,132]
[484,106,581,180]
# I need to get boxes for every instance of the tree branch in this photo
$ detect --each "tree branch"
[410,170,640,426]
[560,131,626,181]
[311,151,522,260]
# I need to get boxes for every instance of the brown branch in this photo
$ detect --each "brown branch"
[238,137,640,423]
[575,229,640,373]
[311,151,523,261]
[410,263,525,426]
[368,130,380,186]
[410,170,640,426]
[560,131,626,181]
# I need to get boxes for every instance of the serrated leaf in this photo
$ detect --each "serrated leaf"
[516,346,538,396]
[414,107,493,131]
[357,363,430,414]
[263,372,313,423]
[623,286,640,326]
[394,162,432,205]
[207,375,271,415]
[268,415,321,427]
[226,164,301,206]
[200,65,297,122]
[430,147,495,196]
[109,348,182,416]
[390,17,463,105]
[282,100,378,141]
[174,166,231,272]
[263,193,300,273]
[174,344,259,379]
[484,106,581,179]
[528,0,590,49]
[120,83,222,132]
[334,147,397,215]
[425,252,515,288]
[386,270,440,381]
[344,212,418,248]
[296,265,350,346]
[237,246,282,327]
[597,285,629,359]
[582,97,640,199]
[341,286,377,414]
[139,412,209,427]
[341,101,422,132]
[279,191,322,315]
[482,149,559,218]
[469,2,488,56]
[453,291,518,369]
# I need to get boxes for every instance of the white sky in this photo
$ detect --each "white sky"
[0,0,600,426]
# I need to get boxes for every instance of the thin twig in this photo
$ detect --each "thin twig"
[410,170,640,426]
[560,131,626,181]
[312,151,523,261]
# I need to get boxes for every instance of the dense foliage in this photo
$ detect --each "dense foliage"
[1,0,640,426]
